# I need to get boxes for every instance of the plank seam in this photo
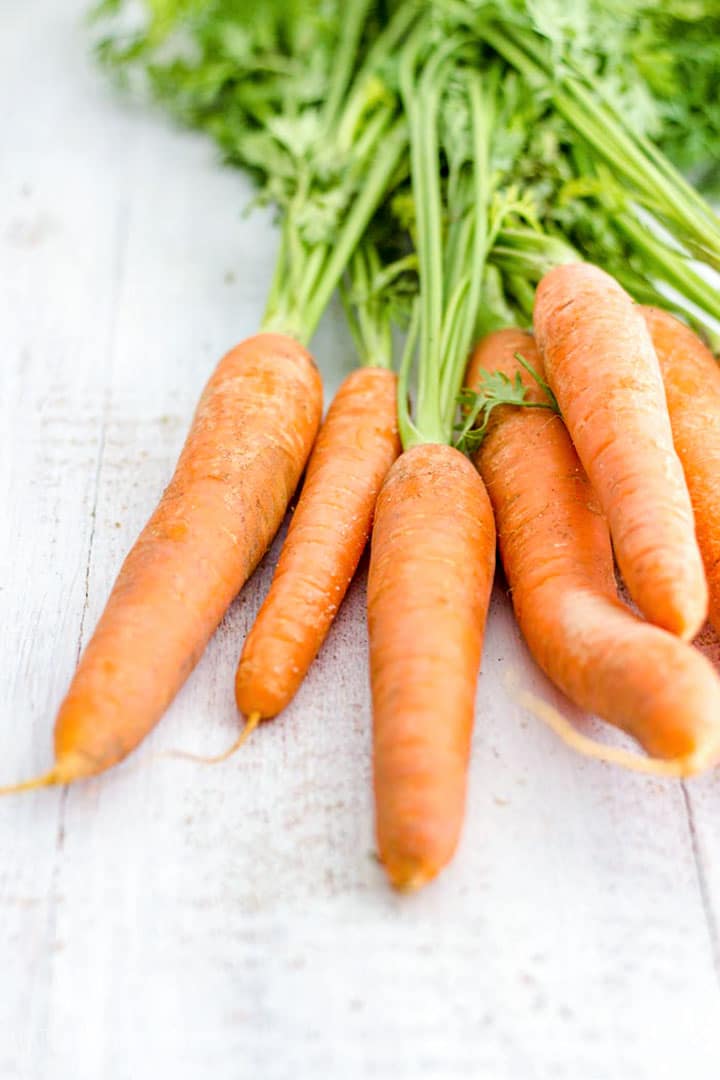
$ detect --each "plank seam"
[38,197,132,1073]
[682,782,720,991]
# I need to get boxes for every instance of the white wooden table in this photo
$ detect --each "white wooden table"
[3,6,720,1078]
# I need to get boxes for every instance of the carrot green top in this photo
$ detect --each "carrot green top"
[395,20,550,450]
[395,34,487,448]
[94,0,417,346]
[341,229,417,372]
[95,0,720,355]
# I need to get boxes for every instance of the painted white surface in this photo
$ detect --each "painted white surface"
[2,5,720,1078]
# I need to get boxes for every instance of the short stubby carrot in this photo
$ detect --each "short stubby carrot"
[368,444,496,890]
[640,306,720,633]
[534,262,707,640]
[469,329,720,773]
[4,333,322,791]
[236,366,399,720]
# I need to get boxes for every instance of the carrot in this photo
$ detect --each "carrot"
[468,329,720,773]
[236,364,399,720]
[364,45,506,891]
[640,306,720,634]
[6,0,413,788]
[369,444,495,887]
[2,334,322,792]
[533,262,707,640]
[233,224,411,727]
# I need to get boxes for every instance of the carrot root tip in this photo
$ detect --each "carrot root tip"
[513,686,714,779]
[383,857,436,893]
[166,712,262,766]
[680,734,720,778]
[0,770,60,796]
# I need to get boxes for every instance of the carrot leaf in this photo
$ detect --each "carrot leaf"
[454,360,560,454]
[94,0,415,345]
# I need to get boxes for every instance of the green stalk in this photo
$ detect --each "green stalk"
[439,69,493,426]
[474,264,521,339]
[336,0,422,149]
[292,108,397,316]
[483,21,720,271]
[398,31,523,449]
[608,267,718,345]
[614,214,720,325]
[260,5,416,345]
[398,26,484,446]
[298,121,407,341]
[341,242,396,370]
[505,274,536,320]
[399,34,451,444]
[264,216,291,325]
[489,231,580,281]
[321,0,374,131]
[398,300,422,447]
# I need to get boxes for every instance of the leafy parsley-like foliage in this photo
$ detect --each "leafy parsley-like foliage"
[454,352,559,454]
[93,0,415,344]
[93,0,720,382]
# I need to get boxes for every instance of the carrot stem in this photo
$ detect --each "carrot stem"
[482,20,720,269]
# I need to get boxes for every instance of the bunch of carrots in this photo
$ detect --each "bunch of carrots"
[6,0,720,891]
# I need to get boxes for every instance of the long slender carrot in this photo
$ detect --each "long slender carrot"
[468,329,720,772]
[640,306,720,634]
[2,334,322,792]
[235,365,399,720]
[364,40,504,890]
[533,262,707,640]
[368,444,495,888]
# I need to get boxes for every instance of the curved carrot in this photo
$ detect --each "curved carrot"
[640,306,720,633]
[468,329,720,772]
[236,366,399,720]
[368,444,496,890]
[533,262,707,640]
[3,333,322,791]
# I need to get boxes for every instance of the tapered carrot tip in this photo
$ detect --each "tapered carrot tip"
[383,856,437,893]
[166,712,262,765]
[0,750,95,795]
[0,771,59,796]
[516,687,720,779]
[681,734,720,778]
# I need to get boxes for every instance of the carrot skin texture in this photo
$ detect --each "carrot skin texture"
[54,333,322,781]
[534,263,707,640]
[236,366,400,719]
[368,444,496,890]
[641,307,720,633]
[469,330,720,769]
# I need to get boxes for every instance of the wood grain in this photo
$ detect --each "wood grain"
[2,4,720,1078]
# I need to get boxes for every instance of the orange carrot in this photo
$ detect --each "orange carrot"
[533,262,707,640]
[362,45,502,890]
[468,329,720,772]
[3,334,322,792]
[640,306,720,633]
[235,365,400,720]
[368,445,496,889]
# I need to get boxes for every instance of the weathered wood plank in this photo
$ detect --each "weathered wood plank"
[0,5,133,1075]
[2,5,720,1080]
